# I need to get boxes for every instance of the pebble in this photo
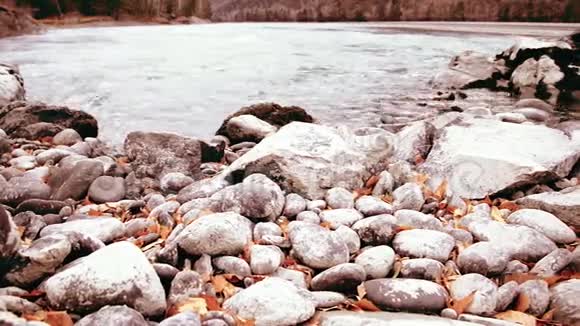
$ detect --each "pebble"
[550,280,580,325]
[271,267,308,289]
[160,172,194,193]
[400,258,445,281]
[530,248,573,277]
[394,210,444,231]
[250,245,284,275]
[365,278,449,312]
[253,222,282,242]
[372,171,395,196]
[311,263,366,292]
[40,217,126,243]
[223,278,315,326]
[392,229,455,262]
[288,221,349,269]
[178,212,253,256]
[325,187,355,209]
[355,196,393,216]
[0,207,21,259]
[333,225,361,254]
[153,263,180,282]
[0,295,42,315]
[88,176,126,203]
[52,128,82,146]
[392,183,425,211]
[168,270,204,305]
[449,274,498,316]
[505,260,529,274]
[193,254,213,278]
[319,209,363,229]
[159,312,201,326]
[295,211,320,224]
[441,308,458,320]
[35,148,74,166]
[226,114,277,143]
[76,305,148,326]
[213,256,252,277]
[512,108,551,122]
[507,209,576,244]
[496,112,527,123]
[388,161,416,188]
[351,215,397,245]
[51,159,104,201]
[519,280,550,316]
[457,242,509,275]
[283,193,306,217]
[354,245,395,279]
[146,194,166,210]
[9,155,36,170]
[495,281,519,312]
[311,291,347,308]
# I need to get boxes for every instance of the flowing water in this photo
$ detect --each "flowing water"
[0,23,520,142]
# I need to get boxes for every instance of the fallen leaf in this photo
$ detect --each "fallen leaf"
[515,293,531,312]
[490,206,507,223]
[199,295,221,311]
[45,311,74,326]
[352,299,381,312]
[87,209,101,217]
[23,311,47,321]
[503,273,538,285]
[495,310,537,326]
[414,173,429,185]
[357,283,366,299]
[365,175,380,188]
[320,221,333,229]
[414,154,425,165]
[541,308,555,321]
[242,241,254,262]
[481,196,493,206]
[176,297,208,315]
[212,275,237,299]
[394,225,414,233]
[233,316,256,326]
[353,188,372,199]
[434,180,448,201]
[391,260,402,279]
[448,291,476,315]
[499,200,519,211]
[159,225,172,240]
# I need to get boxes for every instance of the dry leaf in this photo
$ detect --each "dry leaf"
[176,297,208,315]
[499,200,519,211]
[199,295,221,311]
[481,196,493,206]
[233,316,256,326]
[45,311,74,326]
[87,209,101,217]
[365,175,380,188]
[353,188,372,199]
[448,291,476,315]
[541,308,555,321]
[159,225,172,240]
[503,273,538,285]
[242,241,254,262]
[357,283,366,299]
[495,310,537,326]
[391,260,402,279]
[394,225,414,233]
[212,275,237,299]
[434,180,448,201]
[352,299,381,312]
[414,173,429,185]
[414,154,426,165]
[320,221,333,229]
[490,206,507,223]
[515,293,531,312]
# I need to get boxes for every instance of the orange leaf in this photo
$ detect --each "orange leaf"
[357,283,366,299]
[159,225,172,240]
[87,209,101,217]
[353,188,372,199]
[503,273,537,285]
[175,297,208,315]
[365,175,380,188]
[495,310,537,326]
[414,154,426,165]
[414,173,429,185]
[434,180,448,201]
[481,196,493,206]
[491,206,507,223]
[212,275,238,299]
[199,295,221,311]
[352,299,381,312]
[242,241,254,262]
[233,315,256,326]
[394,225,414,233]
[499,201,519,211]
[448,291,476,315]
[320,221,333,229]
[45,311,73,326]
[515,293,531,312]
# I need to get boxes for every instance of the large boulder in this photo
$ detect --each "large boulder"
[0,63,25,106]
[431,51,502,90]
[229,122,394,200]
[42,242,166,317]
[517,186,580,229]
[510,55,564,105]
[0,101,98,139]
[422,117,580,199]
[124,131,205,180]
[225,114,277,144]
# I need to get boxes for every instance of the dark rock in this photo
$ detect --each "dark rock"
[365,278,449,312]
[213,256,252,276]
[311,263,366,292]
[0,206,20,260]
[351,215,397,245]
[0,175,51,206]
[15,199,67,215]
[400,258,445,281]
[519,280,550,316]
[550,280,580,325]
[51,160,104,201]
[88,176,126,203]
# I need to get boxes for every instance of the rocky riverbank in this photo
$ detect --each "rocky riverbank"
[0,38,579,326]
[0,5,41,38]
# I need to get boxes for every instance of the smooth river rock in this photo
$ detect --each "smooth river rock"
[75,305,149,326]
[319,208,363,229]
[311,263,366,292]
[365,278,449,312]
[225,114,277,143]
[354,245,395,279]
[457,241,509,275]
[288,221,349,269]
[88,176,126,203]
[39,217,126,244]
[517,186,580,229]
[400,258,445,281]
[351,215,397,245]
[450,274,498,316]
[393,229,455,262]
[550,280,580,325]
[506,209,575,244]
[325,187,355,209]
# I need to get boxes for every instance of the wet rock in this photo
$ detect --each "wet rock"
[88,176,126,203]
[272,267,308,289]
[288,221,349,269]
[209,174,285,220]
[334,225,360,254]
[400,258,445,281]
[52,128,82,146]
[250,245,284,275]
[178,212,252,256]
[514,98,554,111]
[42,242,166,317]
[228,122,394,200]
[495,281,519,312]
[325,187,355,209]
[450,274,498,316]
[352,215,397,245]
[517,186,580,229]
[457,242,509,275]
[355,196,393,216]
[312,291,347,308]
[15,199,67,215]
[51,160,104,201]
[393,229,454,262]
[213,256,251,277]
[354,246,395,279]
[282,193,306,217]
[160,172,194,193]
[40,217,126,244]
[295,211,320,224]
[519,280,550,316]
[253,222,282,242]
[76,305,148,326]
[422,118,580,199]
[394,210,443,231]
[176,173,231,203]
[311,263,366,292]
[550,280,580,325]
[0,206,20,259]
[507,209,575,244]
[168,270,204,305]
[372,171,395,196]
[160,311,202,326]
[0,64,25,106]
[319,209,363,229]
[124,131,204,180]
[223,277,315,326]
[530,249,573,277]
[511,56,563,105]
[393,121,434,163]
[431,51,499,90]
[9,155,36,170]
[441,308,458,320]
[225,114,277,143]
[392,183,425,211]
[0,102,98,139]
[365,278,449,312]
[505,260,529,274]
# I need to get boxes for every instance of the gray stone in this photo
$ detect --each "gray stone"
[51,160,104,201]
[272,267,308,289]
[0,295,41,315]
[0,64,25,106]
[42,242,166,317]
[334,225,360,254]
[517,187,580,229]
[457,242,509,275]
[159,312,201,326]
[312,291,347,308]
[35,148,74,166]
[319,209,363,229]
[9,155,36,170]
[288,221,349,269]
[354,246,395,279]
[76,305,148,326]
[571,247,580,272]
[0,176,51,206]
[550,280,580,325]
[441,308,459,320]
[394,210,444,231]
[253,222,282,242]
[311,263,366,292]
[213,256,251,277]
[365,278,449,312]
[226,114,277,143]
[88,176,126,203]
[512,108,551,122]
[393,121,434,163]
[496,112,527,124]
[400,258,445,281]
[52,129,82,146]
[320,311,478,326]
[393,183,425,211]
[307,199,327,211]
[393,229,455,262]
[283,193,306,217]
[295,211,320,224]
[519,280,550,316]
[40,217,126,244]
[530,248,573,277]
[352,215,397,245]
[178,212,253,256]
[160,172,194,193]
[431,51,499,89]
[153,263,180,281]
[228,122,394,200]
[372,171,395,196]
[223,277,315,326]
[168,270,204,305]
[193,254,213,278]
[507,209,575,244]
[355,196,393,216]
[0,207,20,260]
[250,245,284,275]
[450,274,498,316]
[514,98,554,111]
[511,56,563,105]
[505,260,529,274]
[325,187,355,209]
[176,173,231,204]
[495,281,519,312]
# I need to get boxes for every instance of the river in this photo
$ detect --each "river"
[0,22,565,143]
